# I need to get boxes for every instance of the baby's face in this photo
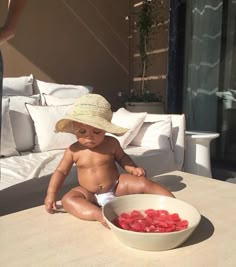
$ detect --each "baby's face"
[73,122,106,148]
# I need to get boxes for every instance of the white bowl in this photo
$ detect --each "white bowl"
[102,194,201,251]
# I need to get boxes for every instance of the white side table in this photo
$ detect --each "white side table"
[184,131,220,178]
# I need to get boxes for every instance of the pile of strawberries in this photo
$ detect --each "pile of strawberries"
[113,209,189,233]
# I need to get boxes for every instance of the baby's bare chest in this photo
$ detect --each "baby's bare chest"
[74,150,115,168]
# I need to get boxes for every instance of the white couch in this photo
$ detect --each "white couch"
[0,75,185,215]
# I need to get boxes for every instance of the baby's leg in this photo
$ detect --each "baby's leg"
[116,174,175,198]
[61,186,108,227]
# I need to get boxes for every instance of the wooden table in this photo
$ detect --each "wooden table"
[1,171,236,267]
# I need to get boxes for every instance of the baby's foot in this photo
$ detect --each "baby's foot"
[98,216,110,228]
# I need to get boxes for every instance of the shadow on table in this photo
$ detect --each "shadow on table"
[0,174,77,216]
[180,215,214,247]
[151,174,186,192]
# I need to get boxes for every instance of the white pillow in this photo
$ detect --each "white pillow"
[8,95,40,152]
[107,108,147,149]
[43,94,78,106]
[1,98,19,157]
[34,79,93,105]
[130,117,173,150]
[3,74,34,96]
[26,104,77,152]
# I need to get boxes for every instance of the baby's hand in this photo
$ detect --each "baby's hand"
[44,192,57,214]
[132,167,146,177]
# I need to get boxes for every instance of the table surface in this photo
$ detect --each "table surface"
[1,171,236,267]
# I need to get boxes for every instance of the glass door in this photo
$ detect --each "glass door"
[183,0,236,163]
[218,0,236,162]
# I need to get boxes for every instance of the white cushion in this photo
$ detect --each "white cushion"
[130,117,172,150]
[123,146,177,176]
[34,79,93,104]
[26,104,77,152]
[8,95,40,152]
[1,98,19,157]
[43,94,78,106]
[3,74,34,96]
[107,108,147,149]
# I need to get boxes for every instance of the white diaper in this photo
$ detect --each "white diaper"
[95,191,116,207]
[95,181,118,206]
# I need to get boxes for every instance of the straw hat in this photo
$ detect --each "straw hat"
[55,94,128,136]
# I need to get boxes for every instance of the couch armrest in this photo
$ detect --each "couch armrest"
[171,114,186,170]
[144,114,186,170]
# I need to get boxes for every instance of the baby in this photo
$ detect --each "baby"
[44,94,174,227]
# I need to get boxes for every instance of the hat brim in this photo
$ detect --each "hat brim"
[55,115,128,136]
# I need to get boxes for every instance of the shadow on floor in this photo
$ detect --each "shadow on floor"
[212,159,236,181]
[0,175,78,216]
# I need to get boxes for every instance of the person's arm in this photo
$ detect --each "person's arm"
[0,0,27,44]
[45,148,74,213]
[118,152,146,176]
[113,138,146,176]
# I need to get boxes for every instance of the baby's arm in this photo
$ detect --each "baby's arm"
[45,147,74,213]
[119,153,145,176]
[112,138,145,176]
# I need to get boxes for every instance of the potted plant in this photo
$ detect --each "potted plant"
[121,0,166,113]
